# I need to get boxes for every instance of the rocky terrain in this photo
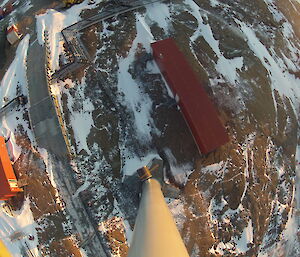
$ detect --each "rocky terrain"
[0,0,300,256]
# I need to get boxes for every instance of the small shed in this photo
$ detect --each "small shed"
[6,24,21,45]
[0,136,22,200]
[151,38,229,154]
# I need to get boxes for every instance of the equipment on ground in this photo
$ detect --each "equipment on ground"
[0,95,26,115]
[6,24,21,45]
[63,0,84,8]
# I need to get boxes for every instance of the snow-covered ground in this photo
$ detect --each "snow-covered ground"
[0,199,39,256]
[0,0,11,8]
[116,14,154,142]
[0,35,33,161]
[186,0,245,86]
[0,22,66,257]
[4,0,298,256]
[36,0,102,71]
[53,78,95,155]
[0,35,40,256]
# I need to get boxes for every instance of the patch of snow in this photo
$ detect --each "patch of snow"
[73,175,91,199]
[296,145,300,208]
[263,0,283,22]
[69,102,94,155]
[209,0,220,7]
[274,145,300,256]
[191,244,200,257]
[236,21,300,116]
[35,0,101,71]
[209,241,235,255]
[167,198,186,232]
[201,160,227,177]
[0,198,39,257]
[208,195,228,221]
[39,148,57,189]
[123,219,133,246]
[185,0,244,85]
[52,78,95,154]
[0,34,30,107]
[98,199,130,255]
[277,165,285,177]
[0,35,41,256]
[234,219,253,253]
[0,0,10,8]
[121,150,160,176]
[145,2,171,31]
[216,56,243,85]
[239,133,256,207]
[72,157,107,199]
[0,34,34,161]
[101,19,118,38]
[116,13,155,142]
[164,148,193,185]
[20,0,32,14]
[79,248,88,257]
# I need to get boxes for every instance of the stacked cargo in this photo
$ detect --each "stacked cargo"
[0,136,22,200]
[0,2,13,21]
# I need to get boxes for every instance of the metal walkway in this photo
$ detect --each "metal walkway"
[52,0,161,80]
[0,96,25,116]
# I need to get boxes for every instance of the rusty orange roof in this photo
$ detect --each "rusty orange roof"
[0,136,22,199]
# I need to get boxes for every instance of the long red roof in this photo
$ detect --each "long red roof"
[151,38,229,154]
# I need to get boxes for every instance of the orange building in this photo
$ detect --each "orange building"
[0,136,22,200]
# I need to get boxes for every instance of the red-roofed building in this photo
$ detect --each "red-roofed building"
[151,38,229,154]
